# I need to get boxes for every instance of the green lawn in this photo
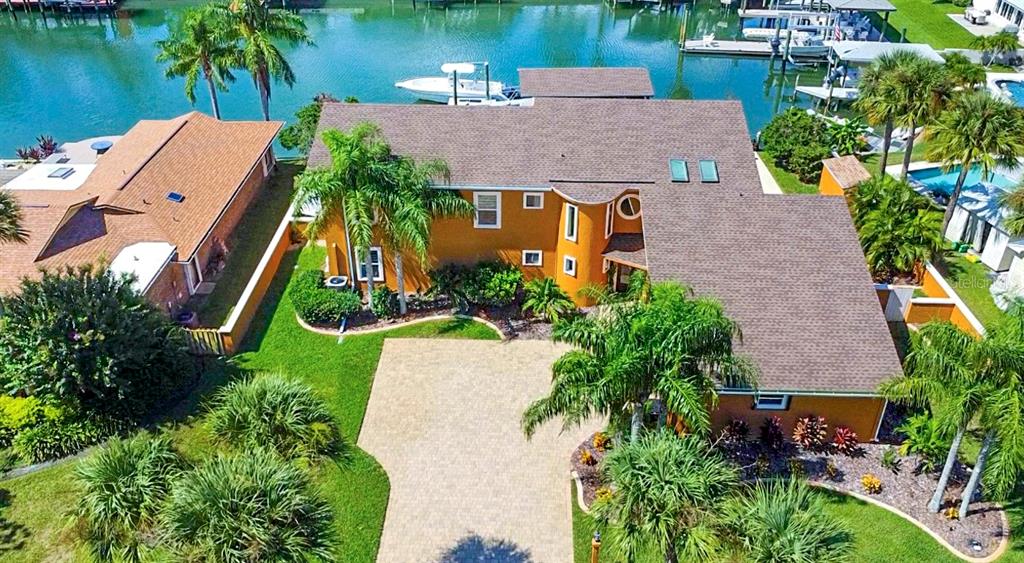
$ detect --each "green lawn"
[936,253,1008,330]
[194,162,300,328]
[0,244,499,562]
[759,153,819,194]
[867,0,976,49]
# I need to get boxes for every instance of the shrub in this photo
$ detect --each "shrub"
[595,486,613,502]
[825,460,839,481]
[826,118,868,157]
[896,413,950,472]
[72,434,181,562]
[468,260,522,307]
[861,473,883,494]
[162,450,335,562]
[12,405,130,463]
[832,426,859,456]
[0,265,191,418]
[788,458,806,478]
[755,454,772,477]
[793,415,828,451]
[580,449,596,466]
[278,93,339,155]
[289,269,362,325]
[206,374,344,461]
[760,107,830,182]
[943,506,960,520]
[0,396,45,447]
[760,416,785,451]
[881,447,902,474]
[721,418,750,443]
[428,263,472,312]
[592,432,611,452]
[370,286,399,319]
[522,277,575,322]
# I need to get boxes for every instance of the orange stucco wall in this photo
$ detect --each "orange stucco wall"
[920,268,949,299]
[819,166,846,196]
[712,394,886,441]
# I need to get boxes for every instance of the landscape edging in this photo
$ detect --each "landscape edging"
[294,312,507,340]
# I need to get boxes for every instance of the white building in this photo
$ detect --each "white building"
[973,0,1024,37]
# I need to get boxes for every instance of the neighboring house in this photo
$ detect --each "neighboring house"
[0,112,282,319]
[820,155,872,196]
[307,68,903,440]
[971,0,1024,38]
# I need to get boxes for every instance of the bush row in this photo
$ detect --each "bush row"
[289,269,363,325]
[0,396,130,464]
[429,260,524,309]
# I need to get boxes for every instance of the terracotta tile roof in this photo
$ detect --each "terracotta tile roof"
[0,112,280,294]
[517,67,655,98]
[822,155,871,190]
[602,233,646,268]
[310,98,762,194]
[642,187,903,393]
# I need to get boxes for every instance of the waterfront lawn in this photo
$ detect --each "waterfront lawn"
[194,162,299,328]
[0,244,499,563]
[867,0,976,49]
[936,253,1008,330]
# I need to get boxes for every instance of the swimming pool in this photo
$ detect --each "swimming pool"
[908,165,1016,197]
[997,80,1024,107]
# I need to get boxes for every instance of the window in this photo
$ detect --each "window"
[753,394,790,411]
[522,250,543,267]
[564,203,579,242]
[604,202,613,239]
[563,255,577,277]
[617,195,641,220]
[474,192,501,229]
[523,192,544,209]
[356,247,384,282]
[699,159,720,183]
[669,159,689,182]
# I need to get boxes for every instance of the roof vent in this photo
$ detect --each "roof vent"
[698,160,720,183]
[47,167,75,180]
[669,159,689,183]
[167,192,185,203]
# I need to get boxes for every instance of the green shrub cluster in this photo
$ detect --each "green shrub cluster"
[428,260,523,310]
[760,107,831,183]
[0,397,130,464]
[370,286,399,319]
[289,269,362,325]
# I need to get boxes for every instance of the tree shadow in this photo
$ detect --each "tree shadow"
[0,489,30,555]
[436,534,534,563]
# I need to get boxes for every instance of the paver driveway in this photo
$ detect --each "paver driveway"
[359,338,598,563]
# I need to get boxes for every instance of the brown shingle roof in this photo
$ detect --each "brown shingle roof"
[310,98,761,194]
[642,187,902,393]
[603,233,646,268]
[517,67,655,98]
[822,155,871,190]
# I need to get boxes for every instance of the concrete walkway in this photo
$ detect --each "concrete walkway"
[755,153,783,194]
[359,339,598,563]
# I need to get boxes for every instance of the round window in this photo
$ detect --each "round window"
[617,195,641,220]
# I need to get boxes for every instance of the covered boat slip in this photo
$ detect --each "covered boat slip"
[829,40,945,64]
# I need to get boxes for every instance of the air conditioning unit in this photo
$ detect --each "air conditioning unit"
[324,275,349,290]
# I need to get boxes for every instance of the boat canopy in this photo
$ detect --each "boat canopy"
[441,62,477,74]
[831,41,945,64]
[825,0,895,12]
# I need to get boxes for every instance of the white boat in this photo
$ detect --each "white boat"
[741,27,814,41]
[447,97,535,107]
[395,62,507,104]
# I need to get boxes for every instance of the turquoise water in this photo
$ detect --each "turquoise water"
[0,0,824,155]
[999,80,1024,107]
[909,165,1016,196]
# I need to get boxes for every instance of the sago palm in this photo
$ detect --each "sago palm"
[926,91,1024,233]
[72,433,182,563]
[724,479,853,562]
[0,190,27,244]
[226,0,311,121]
[592,431,738,563]
[522,282,754,442]
[156,5,237,119]
[521,277,576,322]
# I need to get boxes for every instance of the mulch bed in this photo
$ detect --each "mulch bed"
[571,432,613,507]
[333,298,555,340]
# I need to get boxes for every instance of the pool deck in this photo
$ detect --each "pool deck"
[986,72,1024,103]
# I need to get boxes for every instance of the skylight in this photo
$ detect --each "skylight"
[669,159,689,182]
[47,167,75,179]
[699,160,719,183]
[167,192,185,203]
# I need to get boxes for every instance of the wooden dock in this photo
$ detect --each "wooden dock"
[680,38,829,60]
[738,8,828,19]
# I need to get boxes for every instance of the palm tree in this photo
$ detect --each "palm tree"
[971,32,1021,67]
[849,175,943,283]
[0,191,27,244]
[155,5,237,119]
[855,50,919,175]
[521,277,576,322]
[72,434,182,563]
[295,123,392,307]
[592,431,738,563]
[723,479,854,562]
[1002,186,1024,237]
[226,0,311,121]
[926,91,1024,233]
[895,58,951,180]
[942,52,986,90]
[521,282,754,442]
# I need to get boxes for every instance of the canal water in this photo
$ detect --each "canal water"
[0,0,824,154]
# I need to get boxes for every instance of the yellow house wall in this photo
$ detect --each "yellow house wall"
[818,166,846,196]
[712,394,886,441]
[556,201,612,304]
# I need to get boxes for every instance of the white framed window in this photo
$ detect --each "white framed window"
[522,250,543,267]
[602,258,610,273]
[356,247,384,282]
[753,394,790,411]
[617,194,641,220]
[563,255,577,277]
[473,192,501,229]
[604,202,613,239]
[564,203,578,242]
[523,192,544,209]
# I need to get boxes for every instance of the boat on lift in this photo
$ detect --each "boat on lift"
[395,62,508,104]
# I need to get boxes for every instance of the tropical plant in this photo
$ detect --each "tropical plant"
[592,431,738,563]
[849,174,943,283]
[760,107,830,182]
[942,52,986,89]
[156,5,237,119]
[855,50,921,174]
[72,434,181,563]
[826,118,868,156]
[895,413,951,473]
[206,374,344,460]
[720,418,750,444]
[225,0,311,121]
[893,57,951,179]
[162,450,335,562]
[792,415,828,451]
[370,285,399,319]
[881,446,902,474]
[15,134,57,163]
[759,415,784,451]
[278,93,340,154]
[465,260,522,307]
[971,32,1021,67]
[0,190,27,244]
[578,268,651,305]
[861,473,883,494]
[1002,185,1024,237]
[521,283,755,442]
[428,263,472,312]
[926,91,1024,233]
[0,265,191,418]
[13,405,129,463]
[723,479,853,563]
[832,426,859,456]
[521,277,576,322]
